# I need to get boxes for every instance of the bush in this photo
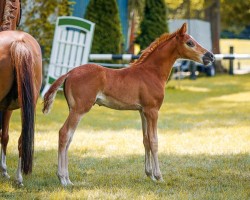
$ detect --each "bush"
[84,0,122,54]
[136,0,168,51]
[22,0,74,59]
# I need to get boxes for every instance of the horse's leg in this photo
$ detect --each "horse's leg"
[0,111,12,179]
[16,136,23,186]
[63,110,83,186]
[140,110,154,180]
[64,131,74,185]
[0,111,2,136]
[143,109,163,181]
[58,108,89,186]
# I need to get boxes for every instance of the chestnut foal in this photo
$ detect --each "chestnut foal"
[43,23,214,186]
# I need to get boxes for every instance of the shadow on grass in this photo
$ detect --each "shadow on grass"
[1,149,249,199]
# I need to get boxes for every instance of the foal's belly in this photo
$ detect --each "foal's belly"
[95,92,142,110]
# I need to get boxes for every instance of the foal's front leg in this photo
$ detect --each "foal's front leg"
[0,111,12,179]
[140,111,154,180]
[143,109,163,181]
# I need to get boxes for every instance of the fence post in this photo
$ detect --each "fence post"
[229,46,234,75]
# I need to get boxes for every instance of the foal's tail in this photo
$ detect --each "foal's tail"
[10,40,36,174]
[42,74,68,114]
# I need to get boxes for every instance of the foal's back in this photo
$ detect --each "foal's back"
[63,63,165,112]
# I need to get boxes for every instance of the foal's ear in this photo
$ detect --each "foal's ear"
[178,23,187,36]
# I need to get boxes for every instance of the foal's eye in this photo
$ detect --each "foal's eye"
[186,40,195,47]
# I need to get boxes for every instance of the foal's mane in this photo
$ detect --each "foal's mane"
[131,31,177,66]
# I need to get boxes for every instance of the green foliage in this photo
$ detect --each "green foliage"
[128,0,145,19]
[221,0,250,33]
[84,0,122,54]
[166,0,204,19]
[165,0,250,35]
[136,0,168,51]
[21,0,74,58]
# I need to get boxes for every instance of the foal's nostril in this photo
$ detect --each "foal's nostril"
[202,51,215,65]
[210,53,215,61]
[204,52,215,62]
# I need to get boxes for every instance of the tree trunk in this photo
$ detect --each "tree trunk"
[128,11,136,54]
[204,0,224,72]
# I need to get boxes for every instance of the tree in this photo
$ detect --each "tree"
[21,0,74,59]
[221,0,250,34]
[204,0,224,72]
[165,0,204,20]
[136,0,168,51]
[127,0,145,53]
[84,0,122,54]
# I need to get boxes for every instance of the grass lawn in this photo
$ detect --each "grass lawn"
[1,74,250,199]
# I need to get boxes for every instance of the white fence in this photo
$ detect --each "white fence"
[89,53,250,61]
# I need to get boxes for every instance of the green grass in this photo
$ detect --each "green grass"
[1,74,250,199]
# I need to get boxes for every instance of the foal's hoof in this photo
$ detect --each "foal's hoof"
[148,174,164,182]
[154,175,164,182]
[157,177,164,182]
[67,181,74,186]
[148,175,157,182]
[16,180,24,187]
[57,173,68,186]
[59,177,67,186]
[66,178,74,186]
[2,172,10,179]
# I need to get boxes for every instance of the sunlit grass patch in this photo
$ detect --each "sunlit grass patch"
[209,91,250,102]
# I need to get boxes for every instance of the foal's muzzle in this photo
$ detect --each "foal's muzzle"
[202,52,215,66]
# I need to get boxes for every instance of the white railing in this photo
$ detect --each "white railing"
[89,53,250,61]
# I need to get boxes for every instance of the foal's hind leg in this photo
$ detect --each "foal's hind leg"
[0,111,12,179]
[57,107,90,186]
[143,109,163,181]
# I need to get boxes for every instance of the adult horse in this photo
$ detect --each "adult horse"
[43,23,214,186]
[0,0,42,186]
[0,30,42,186]
[0,0,22,138]
[0,0,22,130]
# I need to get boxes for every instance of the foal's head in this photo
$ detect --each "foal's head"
[174,23,214,65]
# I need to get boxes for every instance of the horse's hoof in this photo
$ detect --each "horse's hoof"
[148,175,157,182]
[61,182,67,186]
[67,181,74,186]
[16,181,24,187]
[154,175,164,182]
[57,172,67,186]
[58,177,67,186]
[157,177,164,182]
[66,178,74,186]
[2,172,10,179]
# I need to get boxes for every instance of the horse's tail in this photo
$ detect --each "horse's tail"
[42,74,68,114]
[10,40,36,174]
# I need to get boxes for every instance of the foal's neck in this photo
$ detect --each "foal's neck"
[145,39,179,82]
